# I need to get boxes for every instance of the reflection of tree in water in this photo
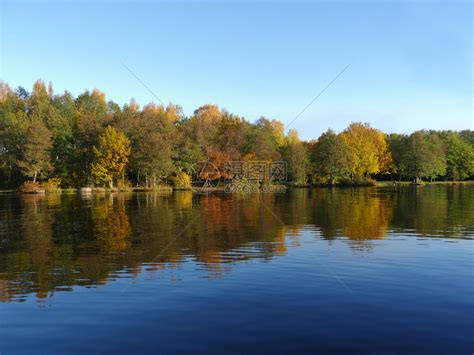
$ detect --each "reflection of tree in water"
[310,189,393,249]
[128,193,289,278]
[391,186,474,237]
[92,194,131,252]
[341,194,392,241]
[0,186,473,302]
[2,194,56,302]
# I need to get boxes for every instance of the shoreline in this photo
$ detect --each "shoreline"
[1,180,474,195]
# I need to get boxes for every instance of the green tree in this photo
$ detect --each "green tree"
[388,134,410,180]
[442,131,474,181]
[74,89,110,185]
[17,121,53,182]
[246,117,284,161]
[50,91,77,186]
[91,126,131,188]
[313,129,351,185]
[128,103,176,186]
[28,80,58,127]
[407,131,446,182]
[175,121,204,173]
[0,84,27,186]
[460,130,474,146]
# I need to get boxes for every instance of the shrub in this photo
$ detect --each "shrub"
[42,178,62,193]
[19,181,44,194]
[171,172,192,190]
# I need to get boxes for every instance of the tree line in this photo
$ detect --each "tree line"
[0,80,473,189]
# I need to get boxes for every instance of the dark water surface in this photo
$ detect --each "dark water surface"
[0,186,473,354]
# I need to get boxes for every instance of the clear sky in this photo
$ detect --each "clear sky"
[1,0,472,140]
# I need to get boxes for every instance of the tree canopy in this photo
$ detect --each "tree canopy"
[0,79,473,189]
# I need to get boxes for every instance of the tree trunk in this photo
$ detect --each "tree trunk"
[7,161,12,185]
[33,170,37,183]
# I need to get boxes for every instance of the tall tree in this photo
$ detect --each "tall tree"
[246,117,284,161]
[388,134,410,180]
[17,121,53,182]
[128,103,176,186]
[313,129,351,185]
[460,130,474,146]
[51,90,77,185]
[215,112,250,160]
[28,80,58,127]
[91,126,131,188]
[188,104,222,151]
[442,131,474,181]
[284,129,309,185]
[407,131,446,182]
[74,89,110,185]
[341,122,392,181]
[0,85,27,186]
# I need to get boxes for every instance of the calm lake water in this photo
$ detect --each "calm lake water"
[0,186,473,354]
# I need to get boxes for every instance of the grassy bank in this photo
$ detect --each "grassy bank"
[376,180,474,187]
[2,180,474,195]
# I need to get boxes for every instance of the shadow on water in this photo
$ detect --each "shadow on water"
[0,186,473,302]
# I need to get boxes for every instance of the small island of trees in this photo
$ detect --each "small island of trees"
[0,80,473,191]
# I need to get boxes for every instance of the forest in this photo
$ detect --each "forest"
[0,79,473,190]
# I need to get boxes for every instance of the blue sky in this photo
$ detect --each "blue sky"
[1,0,472,140]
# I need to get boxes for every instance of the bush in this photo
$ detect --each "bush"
[117,177,132,190]
[171,172,192,190]
[19,181,44,194]
[42,178,62,193]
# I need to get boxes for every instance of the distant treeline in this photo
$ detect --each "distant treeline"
[0,80,473,189]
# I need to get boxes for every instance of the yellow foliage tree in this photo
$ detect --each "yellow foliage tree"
[91,126,131,188]
[341,122,392,181]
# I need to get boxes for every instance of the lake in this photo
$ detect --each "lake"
[0,186,473,354]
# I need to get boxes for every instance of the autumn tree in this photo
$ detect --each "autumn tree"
[17,121,53,182]
[1,79,474,188]
[341,122,392,182]
[91,126,131,188]
[74,89,110,185]
[246,117,284,161]
[28,80,58,127]
[187,104,222,151]
[215,112,251,160]
[284,129,309,185]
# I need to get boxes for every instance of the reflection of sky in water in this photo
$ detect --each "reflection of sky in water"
[0,186,472,302]
[0,187,473,354]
